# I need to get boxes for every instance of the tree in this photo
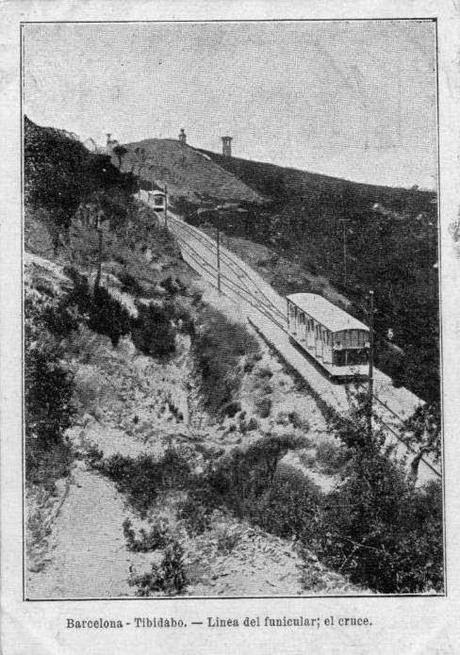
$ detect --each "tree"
[113,144,128,168]
[403,402,441,483]
[315,392,444,593]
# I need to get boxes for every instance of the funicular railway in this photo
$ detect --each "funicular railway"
[287,293,370,381]
[138,191,441,483]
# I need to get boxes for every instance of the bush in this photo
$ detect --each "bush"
[177,492,214,536]
[132,302,176,358]
[122,518,169,552]
[288,410,308,430]
[255,396,272,418]
[246,417,259,432]
[215,526,240,554]
[129,539,188,596]
[86,444,104,468]
[61,268,131,346]
[119,269,146,296]
[25,304,75,485]
[249,469,322,540]
[162,276,187,296]
[222,401,241,418]
[315,439,350,474]
[192,307,260,415]
[89,285,131,347]
[256,366,273,380]
[99,447,191,516]
[207,434,309,517]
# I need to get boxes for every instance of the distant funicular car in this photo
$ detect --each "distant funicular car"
[148,189,166,211]
[286,293,370,381]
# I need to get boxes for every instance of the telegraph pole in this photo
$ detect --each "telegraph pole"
[164,183,168,229]
[367,290,374,437]
[339,219,349,287]
[94,208,105,290]
[216,225,221,293]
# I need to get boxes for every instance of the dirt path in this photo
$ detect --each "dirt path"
[27,461,134,599]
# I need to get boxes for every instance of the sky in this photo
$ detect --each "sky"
[23,20,437,189]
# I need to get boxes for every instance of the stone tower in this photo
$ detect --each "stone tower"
[221,136,232,157]
[179,128,187,145]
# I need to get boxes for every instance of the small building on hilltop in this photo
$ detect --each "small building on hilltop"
[221,136,233,157]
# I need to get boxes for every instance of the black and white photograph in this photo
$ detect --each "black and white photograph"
[21,18,444,603]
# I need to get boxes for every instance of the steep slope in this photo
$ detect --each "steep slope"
[119,138,265,204]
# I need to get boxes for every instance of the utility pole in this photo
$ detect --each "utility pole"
[339,219,349,287]
[95,209,104,290]
[216,224,221,293]
[164,183,168,229]
[367,290,374,437]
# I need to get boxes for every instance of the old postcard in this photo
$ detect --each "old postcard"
[1,1,460,653]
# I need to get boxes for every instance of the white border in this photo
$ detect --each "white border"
[1,2,459,653]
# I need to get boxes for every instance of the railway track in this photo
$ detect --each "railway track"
[144,200,441,480]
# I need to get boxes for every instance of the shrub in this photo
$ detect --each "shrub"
[162,276,187,296]
[256,366,273,380]
[86,444,104,468]
[119,269,145,296]
[288,410,308,430]
[207,434,309,517]
[249,469,322,540]
[129,539,188,596]
[100,448,191,516]
[215,527,240,554]
[222,401,241,418]
[315,439,350,474]
[42,298,82,338]
[246,417,259,432]
[25,306,75,485]
[192,307,260,415]
[132,302,176,358]
[89,285,131,347]
[177,492,213,536]
[122,518,169,552]
[61,268,131,346]
[255,396,272,418]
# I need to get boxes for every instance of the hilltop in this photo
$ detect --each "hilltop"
[118,138,265,204]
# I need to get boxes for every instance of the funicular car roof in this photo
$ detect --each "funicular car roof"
[287,293,369,334]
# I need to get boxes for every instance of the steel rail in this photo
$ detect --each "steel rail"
[166,213,286,322]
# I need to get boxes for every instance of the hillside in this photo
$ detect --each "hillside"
[186,148,440,405]
[118,138,265,204]
[23,118,443,597]
[197,148,436,213]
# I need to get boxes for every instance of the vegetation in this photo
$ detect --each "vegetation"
[122,518,169,553]
[24,116,136,247]
[175,401,443,594]
[192,306,260,415]
[313,397,443,593]
[403,402,442,483]
[129,539,188,596]
[25,295,77,486]
[24,117,442,597]
[131,302,177,358]
[97,447,191,517]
